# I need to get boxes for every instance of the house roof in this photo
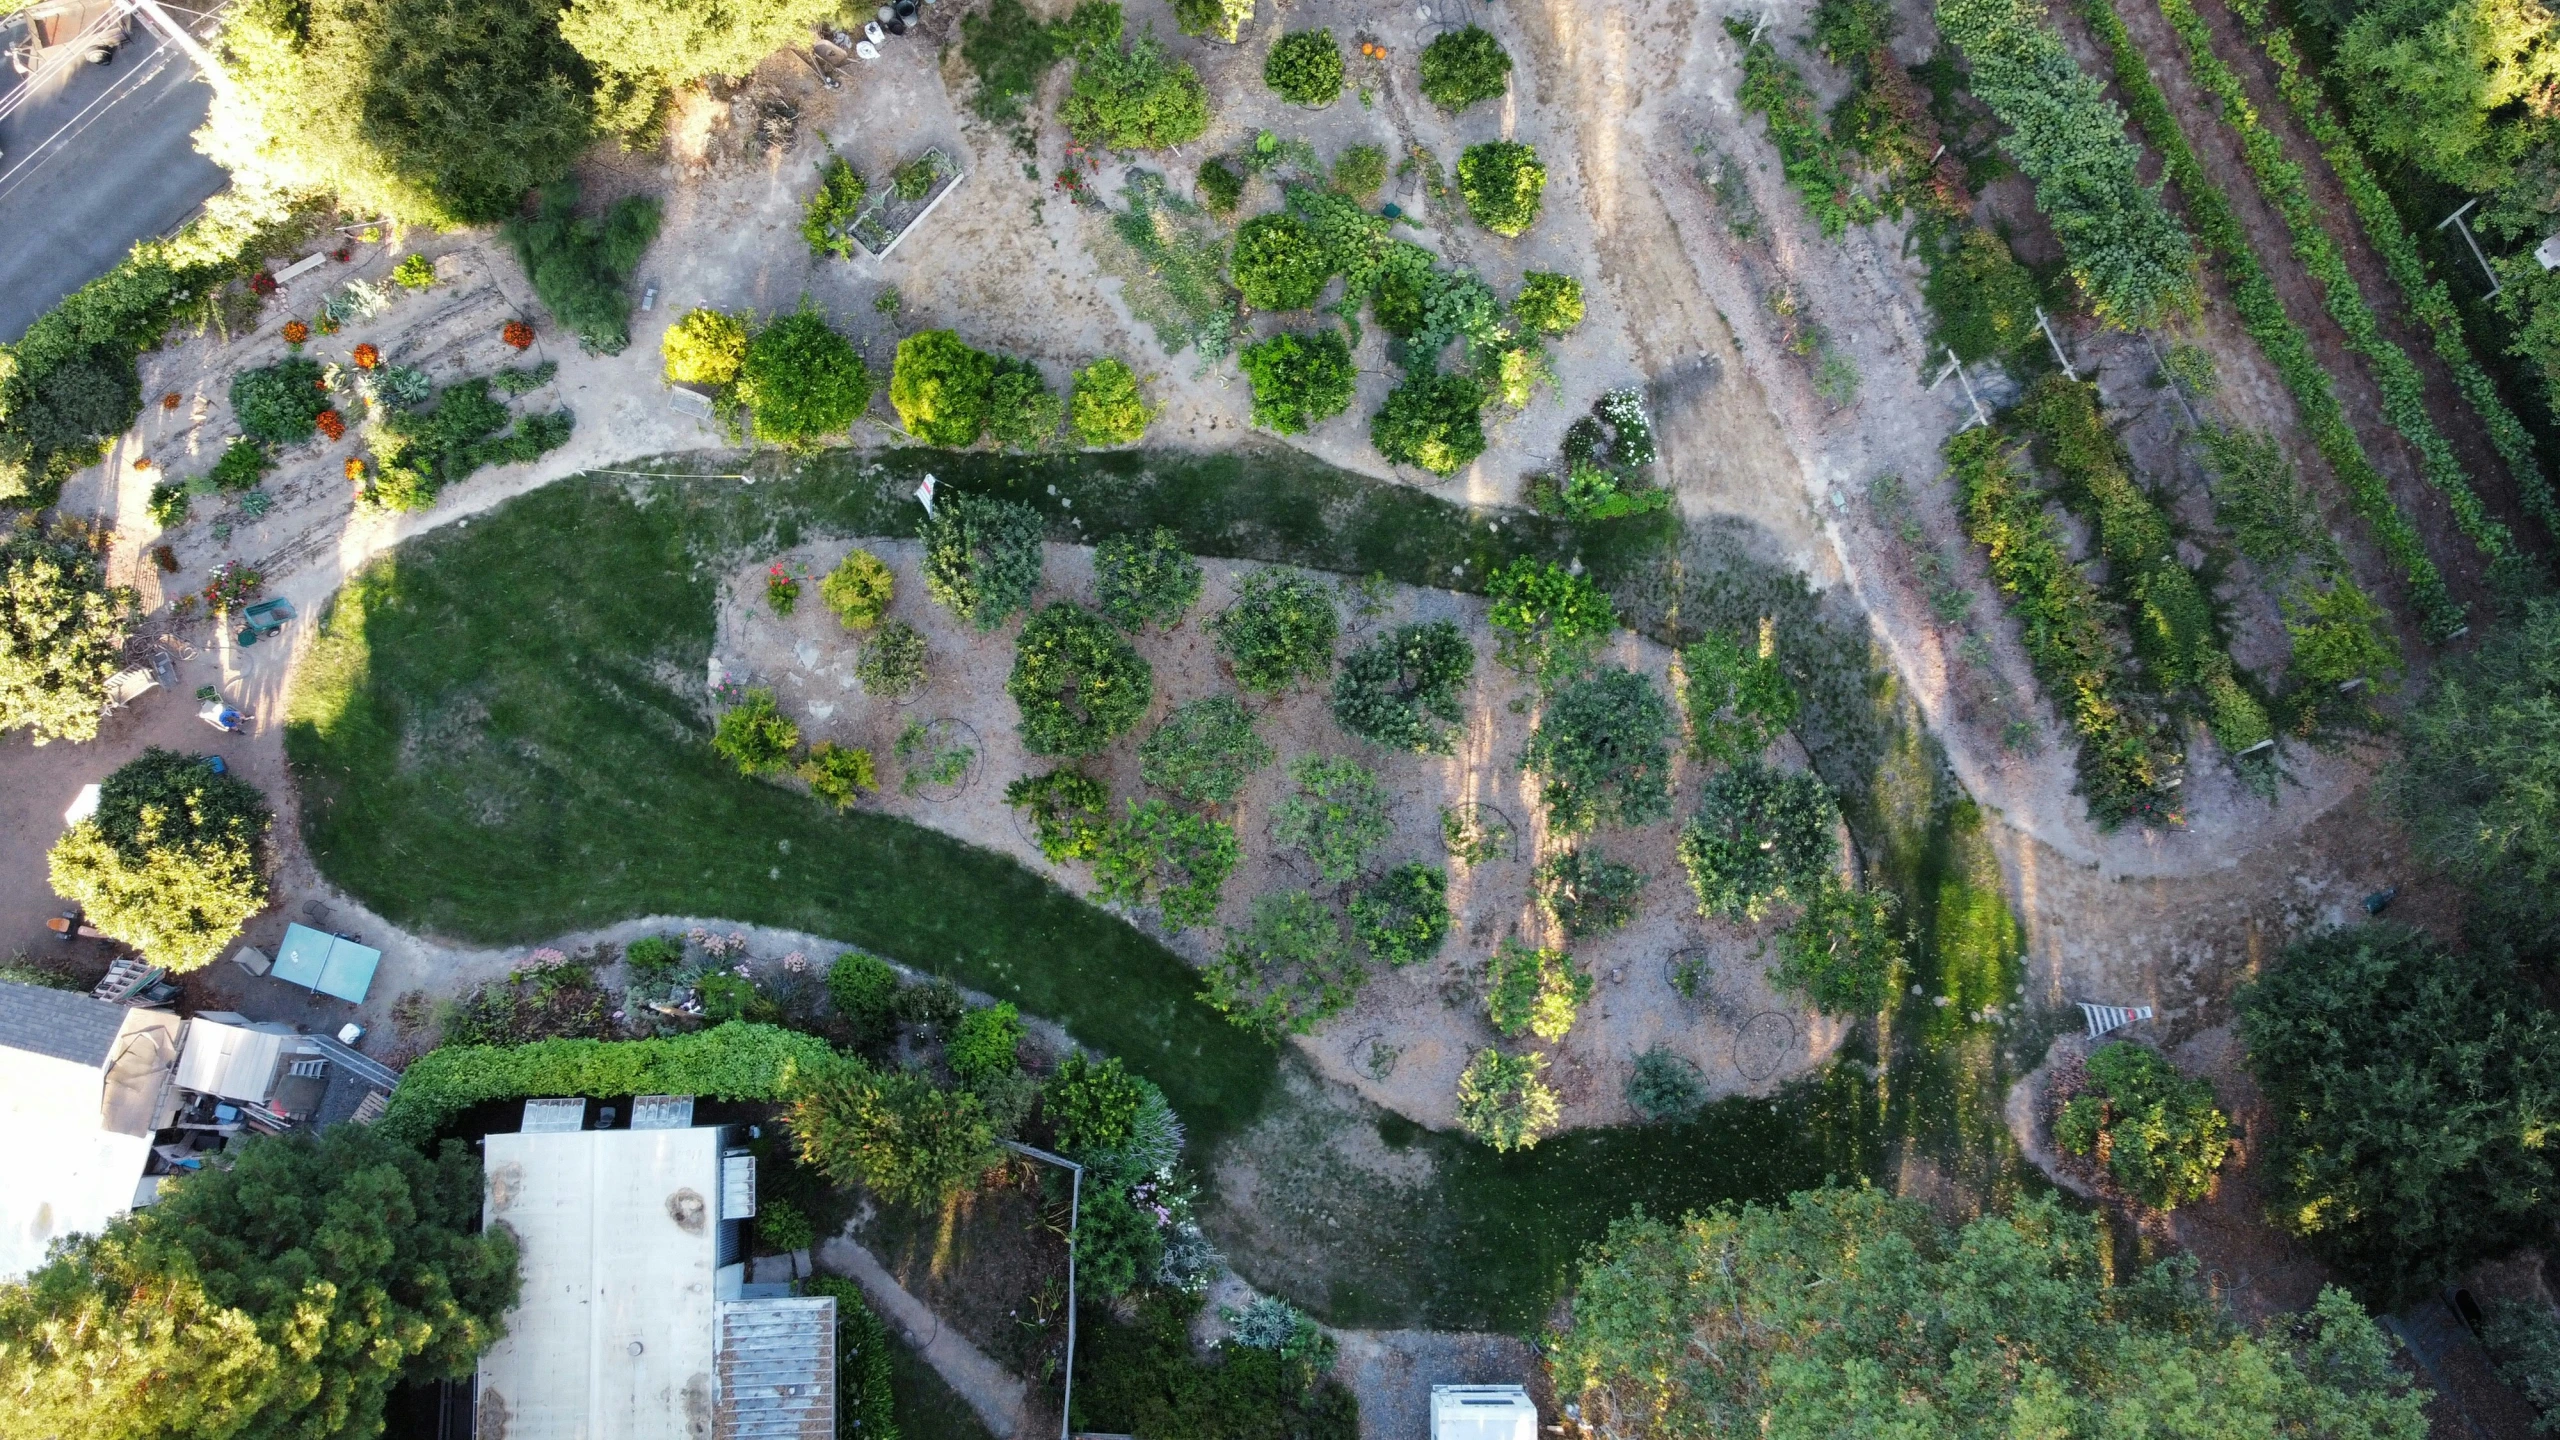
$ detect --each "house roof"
[0,980,126,1069]
[1431,1386,1539,1440]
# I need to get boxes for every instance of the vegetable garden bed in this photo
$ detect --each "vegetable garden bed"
[851,148,966,260]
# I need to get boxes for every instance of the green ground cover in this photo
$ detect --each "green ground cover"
[286,445,2030,1330]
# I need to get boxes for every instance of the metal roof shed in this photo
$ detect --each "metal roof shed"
[174,1013,295,1103]
[1431,1386,1539,1440]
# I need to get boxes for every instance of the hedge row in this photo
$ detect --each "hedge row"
[2150,0,2512,566]
[375,1021,833,1144]
[2020,377,2273,755]
[1947,427,2176,825]
[2221,0,2560,535]
[2073,0,2464,638]
[1934,0,2199,331]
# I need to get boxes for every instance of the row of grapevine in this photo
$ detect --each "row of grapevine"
[2150,0,2516,570]
[1731,25,1879,238]
[1933,0,2200,331]
[2071,0,2465,637]
[2220,0,2560,536]
[1946,428,2179,826]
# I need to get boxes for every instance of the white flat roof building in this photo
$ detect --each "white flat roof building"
[477,1113,832,1440]
[1432,1385,1539,1440]
[0,979,182,1279]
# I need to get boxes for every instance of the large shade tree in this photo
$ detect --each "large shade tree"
[1552,1186,2426,1437]
[559,0,839,131]
[48,747,271,971]
[0,528,137,745]
[0,1125,521,1440]
[2386,596,2560,938]
[204,0,594,226]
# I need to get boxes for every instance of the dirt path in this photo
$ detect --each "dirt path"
[817,1233,1034,1440]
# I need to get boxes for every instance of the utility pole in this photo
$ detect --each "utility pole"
[118,0,230,97]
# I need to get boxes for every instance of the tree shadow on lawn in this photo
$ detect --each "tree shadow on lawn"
[284,447,2036,1329]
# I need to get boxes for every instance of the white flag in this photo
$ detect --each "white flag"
[915,473,939,518]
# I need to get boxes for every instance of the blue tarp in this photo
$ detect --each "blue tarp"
[270,922,381,1004]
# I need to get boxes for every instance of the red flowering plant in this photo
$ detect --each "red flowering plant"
[249,271,277,297]
[202,560,263,613]
[352,343,379,370]
[281,319,310,345]
[766,564,802,616]
[502,319,535,350]
[315,409,346,441]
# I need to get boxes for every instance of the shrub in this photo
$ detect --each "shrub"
[1271,755,1392,883]
[1140,696,1272,804]
[1231,212,1333,311]
[1926,227,2041,363]
[1370,371,1487,476]
[1682,621,1800,766]
[148,482,191,527]
[1457,1049,1557,1152]
[1005,768,1114,861]
[362,376,576,511]
[208,437,273,492]
[856,619,929,697]
[1063,25,1211,150]
[1201,890,1366,1037]
[1008,602,1154,757]
[1768,877,1901,1014]
[737,307,874,447]
[1171,0,1251,42]
[920,491,1045,630]
[1534,848,1643,937]
[800,1278,900,1440]
[1213,569,1339,693]
[891,330,998,445]
[787,1052,1000,1207]
[45,747,270,972]
[1457,142,1546,237]
[947,1002,1025,1083]
[821,550,895,630]
[2053,1040,2231,1211]
[1070,358,1153,445]
[1484,939,1591,1041]
[1092,799,1239,929]
[375,1022,831,1142]
[231,358,329,444]
[1677,760,1840,920]
[2387,596,2560,919]
[1349,862,1449,967]
[0,530,137,746]
[1487,558,1618,684]
[1237,329,1357,434]
[987,366,1064,451]
[713,688,800,775]
[2239,922,2560,1299]
[798,742,877,809]
[1441,805,1515,864]
[1265,29,1344,106]
[393,253,437,289]
[893,977,968,1036]
[1044,1051,1147,1157]
[895,721,974,796]
[1522,667,1676,835]
[802,154,868,260]
[1094,527,1203,632]
[1512,272,1585,334]
[2485,1300,2560,1431]
[1331,620,1473,754]
[506,182,660,354]
[1419,25,1512,111]
[1333,143,1388,199]
[1197,156,1245,215]
[1626,1047,1705,1121]
[828,954,901,1035]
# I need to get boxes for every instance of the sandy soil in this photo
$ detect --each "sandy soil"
[715,541,1850,1131]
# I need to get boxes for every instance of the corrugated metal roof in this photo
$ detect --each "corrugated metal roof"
[721,1152,756,1219]
[632,1095,696,1130]
[521,1097,588,1133]
[0,980,125,1069]
[716,1298,834,1440]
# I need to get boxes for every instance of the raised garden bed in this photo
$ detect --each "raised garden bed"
[851,148,965,260]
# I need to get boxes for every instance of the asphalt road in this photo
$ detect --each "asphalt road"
[0,16,228,344]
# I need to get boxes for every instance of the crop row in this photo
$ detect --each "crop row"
[2072,0,2464,637]
[1732,25,1878,238]
[2019,377,2274,756]
[1947,427,2178,826]
[2151,0,2513,567]
[1934,0,2200,331]
[2220,0,2560,535]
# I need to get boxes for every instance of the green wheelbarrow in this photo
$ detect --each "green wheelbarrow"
[236,597,296,647]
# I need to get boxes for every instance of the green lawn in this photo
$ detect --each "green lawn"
[287,447,2031,1329]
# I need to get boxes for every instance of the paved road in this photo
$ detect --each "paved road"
[0,16,228,344]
